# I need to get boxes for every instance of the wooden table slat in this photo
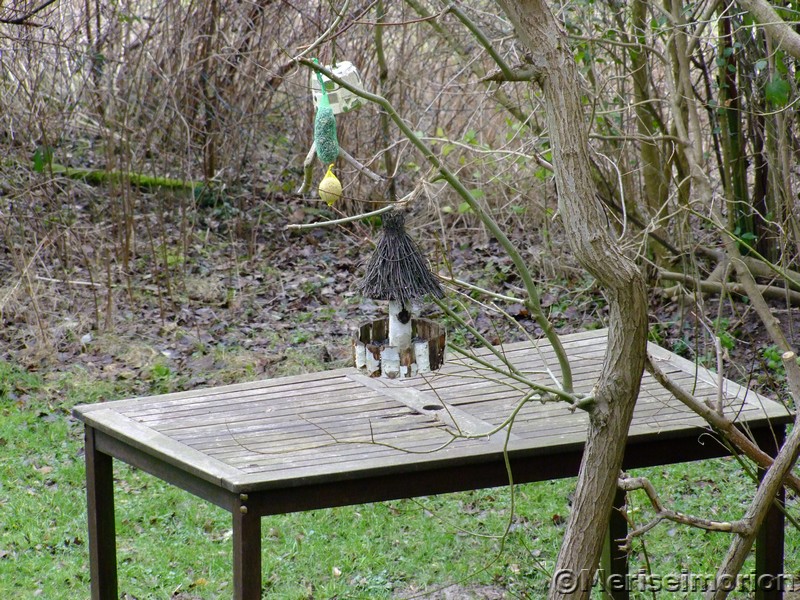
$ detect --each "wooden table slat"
[133,393,409,431]
[168,410,443,448]
[121,378,369,419]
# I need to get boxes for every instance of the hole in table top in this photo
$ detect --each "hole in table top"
[422,404,444,411]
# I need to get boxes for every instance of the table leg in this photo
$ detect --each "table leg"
[85,426,118,600]
[755,425,786,600]
[233,495,262,599]
[601,487,629,600]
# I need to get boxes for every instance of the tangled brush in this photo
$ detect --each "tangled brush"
[359,209,444,305]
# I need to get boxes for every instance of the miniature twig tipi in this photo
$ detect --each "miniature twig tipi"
[355,208,445,378]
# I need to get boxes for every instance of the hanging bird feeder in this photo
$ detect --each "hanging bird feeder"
[296,60,383,197]
[354,209,446,379]
[310,61,364,115]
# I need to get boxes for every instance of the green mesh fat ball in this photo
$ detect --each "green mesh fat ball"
[313,70,339,165]
[314,103,339,165]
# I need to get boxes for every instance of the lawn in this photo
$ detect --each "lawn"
[1,359,797,599]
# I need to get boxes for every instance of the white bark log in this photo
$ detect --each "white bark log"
[354,342,366,370]
[381,346,400,378]
[414,340,430,373]
[388,300,412,350]
[365,347,381,376]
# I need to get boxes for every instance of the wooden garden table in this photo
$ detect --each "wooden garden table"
[73,328,793,599]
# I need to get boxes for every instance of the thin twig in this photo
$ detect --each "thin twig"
[293,0,350,61]
[447,342,578,405]
[35,275,109,288]
[0,0,58,25]
[285,204,395,231]
[435,296,525,379]
[339,147,384,182]
[440,275,522,303]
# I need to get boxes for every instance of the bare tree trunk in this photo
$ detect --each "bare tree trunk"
[627,0,670,265]
[494,2,648,598]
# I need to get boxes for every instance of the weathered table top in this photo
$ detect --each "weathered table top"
[73,328,792,497]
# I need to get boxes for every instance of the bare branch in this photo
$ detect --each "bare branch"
[646,353,800,496]
[285,203,394,231]
[657,269,800,306]
[0,0,58,26]
[447,4,518,82]
[339,147,384,182]
[292,0,351,61]
[704,205,800,599]
[618,474,749,552]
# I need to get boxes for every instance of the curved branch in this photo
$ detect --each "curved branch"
[448,4,518,82]
[618,474,749,552]
[737,0,800,61]
[646,354,800,496]
[705,205,800,600]
[494,4,649,599]
[657,269,800,306]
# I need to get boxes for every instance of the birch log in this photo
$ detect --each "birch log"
[388,300,412,350]
[414,340,430,373]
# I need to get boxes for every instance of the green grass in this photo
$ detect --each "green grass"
[0,360,798,599]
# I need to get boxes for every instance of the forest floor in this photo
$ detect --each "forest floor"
[3,191,618,396]
[2,191,796,402]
